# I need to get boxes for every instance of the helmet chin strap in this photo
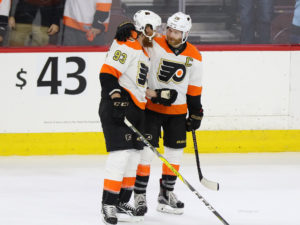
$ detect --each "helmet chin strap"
[142,30,156,41]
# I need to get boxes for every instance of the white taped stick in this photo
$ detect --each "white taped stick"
[192,130,219,191]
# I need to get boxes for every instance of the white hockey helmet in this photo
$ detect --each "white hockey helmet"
[167,12,192,44]
[133,10,162,40]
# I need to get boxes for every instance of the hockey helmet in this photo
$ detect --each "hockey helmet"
[167,12,192,44]
[133,10,162,40]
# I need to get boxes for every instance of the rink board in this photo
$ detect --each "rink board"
[1,47,300,155]
[1,130,300,156]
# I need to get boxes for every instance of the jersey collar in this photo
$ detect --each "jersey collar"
[166,40,187,56]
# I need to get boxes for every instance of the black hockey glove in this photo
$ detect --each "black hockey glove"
[186,109,203,132]
[111,97,130,124]
[115,22,136,42]
[151,89,178,106]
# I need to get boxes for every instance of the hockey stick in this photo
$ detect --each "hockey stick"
[124,117,230,225]
[192,130,220,191]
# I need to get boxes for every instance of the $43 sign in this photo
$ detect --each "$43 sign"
[16,56,87,95]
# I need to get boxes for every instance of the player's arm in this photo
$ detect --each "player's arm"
[99,38,133,123]
[99,48,130,98]
[186,52,204,131]
[92,0,112,32]
[100,65,122,98]
[99,22,136,98]
[186,94,203,131]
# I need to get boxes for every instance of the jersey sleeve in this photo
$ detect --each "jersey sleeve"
[100,40,136,97]
[187,51,203,96]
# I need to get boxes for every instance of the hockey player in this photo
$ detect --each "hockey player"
[99,11,177,225]
[63,0,112,45]
[134,12,204,216]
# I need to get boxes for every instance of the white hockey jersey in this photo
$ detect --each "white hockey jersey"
[63,0,111,32]
[0,0,10,16]
[146,35,203,115]
[100,39,150,110]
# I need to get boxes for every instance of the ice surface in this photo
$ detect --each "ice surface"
[0,152,300,225]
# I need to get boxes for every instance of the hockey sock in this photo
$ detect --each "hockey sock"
[134,164,150,194]
[102,190,119,205]
[118,188,133,203]
[119,177,136,203]
[102,179,122,205]
[161,164,179,191]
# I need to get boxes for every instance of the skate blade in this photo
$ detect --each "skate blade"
[156,203,184,215]
[117,213,144,222]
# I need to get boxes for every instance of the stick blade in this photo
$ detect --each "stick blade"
[201,177,219,191]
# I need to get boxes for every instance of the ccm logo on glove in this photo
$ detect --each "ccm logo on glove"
[111,97,130,123]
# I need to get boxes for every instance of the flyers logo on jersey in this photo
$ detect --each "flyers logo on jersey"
[137,62,149,87]
[157,59,187,83]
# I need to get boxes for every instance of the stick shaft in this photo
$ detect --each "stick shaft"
[192,130,204,180]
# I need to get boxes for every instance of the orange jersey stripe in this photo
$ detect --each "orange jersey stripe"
[146,100,187,115]
[121,177,136,188]
[162,164,180,176]
[187,85,202,96]
[182,42,202,61]
[63,16,90,32]
[123,87,146,110]
[153,36,173,54]
[136,164,150,176]
[100,63,122,78]
[104,179,122,193]
[96,2,112,12]
[116,40,142,51]
[63,16,109,32]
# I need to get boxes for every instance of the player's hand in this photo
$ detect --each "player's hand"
[86,27,101,41]
[91,27,101,35]
[8,17,16,29]
[146,88,157,98]
[151,88,178,106]
[186,110,203,132]
[115,22,136,41]
[111,97,130,124]
[48,24,59,35]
